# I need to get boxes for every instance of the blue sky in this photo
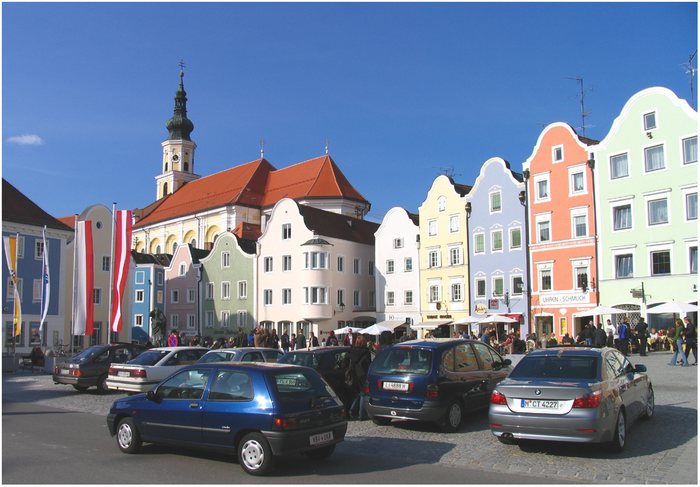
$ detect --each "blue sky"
[3,2,697,223]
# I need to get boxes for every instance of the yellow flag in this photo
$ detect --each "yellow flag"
[3,235,22,336]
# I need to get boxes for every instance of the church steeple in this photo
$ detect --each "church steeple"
[165,66,194,141]
[156,64,199,200]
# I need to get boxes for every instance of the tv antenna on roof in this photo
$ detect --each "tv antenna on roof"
[565,76,592,137]
[434,166,461,179]
[682,50,697,110]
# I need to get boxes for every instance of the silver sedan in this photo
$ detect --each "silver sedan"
[488,347,654,451]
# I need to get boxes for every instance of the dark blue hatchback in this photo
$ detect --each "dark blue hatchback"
[365,338,511,432]
[107,362,347,475]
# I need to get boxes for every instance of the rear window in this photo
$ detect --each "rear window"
[198,351,234,363]
[128,350,170,366]
[269,370,335,402]
[510,355,599,381]
[278,352,319,369]
[70,346,109,363]
[372,348,432,375]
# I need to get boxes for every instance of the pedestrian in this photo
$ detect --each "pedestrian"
[326,330,339,346]
[346,334,372,420]
[593,322,607,348]
[617,318,630,356]
[290,333,296,350]
[683,316,697,365]
[309,331,319,348]
[254,328,265,348]
[247,329,255,347]
[668,319,688,366]
[635,317,649,356]
[296,330,307,350]
[270,329,280,350]
[583,321,594,346]
[281,330,290,353]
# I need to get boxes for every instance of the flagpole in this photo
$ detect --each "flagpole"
[71,215,78,354]
[108,203,116,344]
[13,232,19,356]
[40,227,45,340]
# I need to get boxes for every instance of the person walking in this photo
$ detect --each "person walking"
[281,330,290,353]
[326,330,339,346]
[296,330,307,350]
[683,316,697,365]
[593,323,607,348]
[308,331,319,348]
[347,335,372,420]
[669,319,689,367]
[617,318,630,356]
[635,317,649,356]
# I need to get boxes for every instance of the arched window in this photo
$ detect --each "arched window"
[172,242,178,253]
[155,245,161,253]
[163,182,169,198]
[164,162,168,172]
[190,238,196,246]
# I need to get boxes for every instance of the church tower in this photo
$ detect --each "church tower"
[156,67,199,199]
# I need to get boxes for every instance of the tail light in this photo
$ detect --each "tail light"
[572,391,602,408]
[272,417,299,430]
[132,369,147,378]
[490,391,507,405]
[108,367,118,376]
[426,384,439,399]
[70,369,82,377]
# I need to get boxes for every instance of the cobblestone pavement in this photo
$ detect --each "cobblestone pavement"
[2,350,697,484]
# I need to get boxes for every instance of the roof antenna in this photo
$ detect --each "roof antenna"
[260,137,265,158]
[682,50,697,110]
[565,76,592,137]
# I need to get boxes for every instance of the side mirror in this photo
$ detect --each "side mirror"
[502,359,512,367]
[146,390,161,403]
[634,364,647,373]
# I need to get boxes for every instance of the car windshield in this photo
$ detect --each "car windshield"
[278,352,320,369]
[372,348,432,375]
[70,346,109,363]
[510,355,599,381]
[198,351,234,363]
[127,350,170,366]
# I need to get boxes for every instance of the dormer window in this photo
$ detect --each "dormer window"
[643,111,657,131]
[437,196,447,212]
[552,145,564,163]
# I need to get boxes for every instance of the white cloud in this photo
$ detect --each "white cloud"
[7,134,44,145]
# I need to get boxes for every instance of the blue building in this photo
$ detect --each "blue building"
[2,179,74,353]
[130,251,171,344]
[465,158,529,336]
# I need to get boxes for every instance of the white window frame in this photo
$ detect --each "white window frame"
[135,314,144,327]
[552,144,564,163]
[611,198,634,232]
[643,111,657,131]
[337,256,344,272]
[386,291,395,306]
[282,288,292,305]
[437,196,447,212]
[473,232,485,255]
[682,136,697,165]
[449,246,462,266]
[428,249,440,268]
[509,227,522,250]
[264,256,273,273]
[491,229,503,252]
[135,271,145,285]
[170,314,179,329]
[570,207,589,239]
[353,290,361,308]
[187,314,196,329]
[492,276,504,297]
[353,258,360,275]
[221,251,230,268]
[135,289,144,303]
[649,245,672,276]
[511,274,524,295]
[644,143,666,173]
[337,289,345,308]
[393,238,404,249]
[609,152,630,180]
[264,289,273,305]
[179,263,186,276]
[171,289,179,304]
[404,290,413,305]
[450,282,463,302]
[568,165,587,196]
[428,219,437,236]
[282,223,292,240]
[489,190,502,214]
[220,311,230,328]
[404,257,413,272]
[645,192,670,227]
[33,239,44,261]
[687,243,698,274]
[32,279,42,302]
[304,287,327,305]
[221,281,231,300]
[205,310,215,328]
[537,262,553,292]
[535,214,552,243]
[386,260,395,274]
[534,173,551,203]
[282,255,292,271]
[206,282,214,300]
[429,284,440,303]
[475,277,486,298]
[238,280,247,299]
[571,259,591,291]
[449,214,460,233]
[612,247,635,279]
[683,188,698,221]
[187,288,195,303]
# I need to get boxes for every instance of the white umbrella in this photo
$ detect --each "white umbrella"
[357,324,394,335]
[333,326,363,335]
[646,302,699,314]
[478,314,519,324]
[453,315,483,325]
[571,305,628,317]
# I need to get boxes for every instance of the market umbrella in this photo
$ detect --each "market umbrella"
[333,326,363,335]
[453,315,484,324]
[357,324,394,335]
[646,302,699,314]
[477,314,519,341]
[571,305,628,317]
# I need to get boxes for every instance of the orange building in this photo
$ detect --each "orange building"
[523,123,599,342]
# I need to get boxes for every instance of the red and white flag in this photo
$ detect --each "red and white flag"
[73,220,94,336]
[110,210,132,333]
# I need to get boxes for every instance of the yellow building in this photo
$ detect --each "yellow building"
[416,175,472,337]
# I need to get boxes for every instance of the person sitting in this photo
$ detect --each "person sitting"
[562,333,575,345]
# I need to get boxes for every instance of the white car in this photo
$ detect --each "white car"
[105,346,208,393]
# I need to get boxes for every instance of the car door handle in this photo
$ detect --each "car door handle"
[189,403,200,409]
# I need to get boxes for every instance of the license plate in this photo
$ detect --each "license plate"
[309,431,333,446]
[118,371,130,377]
[382,381,409,392]
[521,399,559,409]
[60,369,69,375]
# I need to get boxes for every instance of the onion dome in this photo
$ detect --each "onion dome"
[165,69,194,141]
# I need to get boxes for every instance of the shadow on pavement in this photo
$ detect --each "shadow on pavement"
[387,409,490,434]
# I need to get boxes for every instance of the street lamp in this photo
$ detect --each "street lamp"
[519,169,531,335]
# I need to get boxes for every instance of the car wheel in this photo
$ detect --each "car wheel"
[439,400,463,433]
[116,417,142,454]
[642,386,655,420]
[497,434,516,445]
[72,385,89,392]
[238,432,275,476]
[306,444,335,460]
[96,374,109,394]
[371,416,392,426]
[609,409,626,452]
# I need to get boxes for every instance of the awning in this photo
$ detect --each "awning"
[411,320,452,330]
[375,320,408,331]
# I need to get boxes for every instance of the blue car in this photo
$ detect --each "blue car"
[365,338,511,432]
[107,362,347,475]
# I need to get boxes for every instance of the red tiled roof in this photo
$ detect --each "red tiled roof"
[134,155,369,228]
[57,216,76,230]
